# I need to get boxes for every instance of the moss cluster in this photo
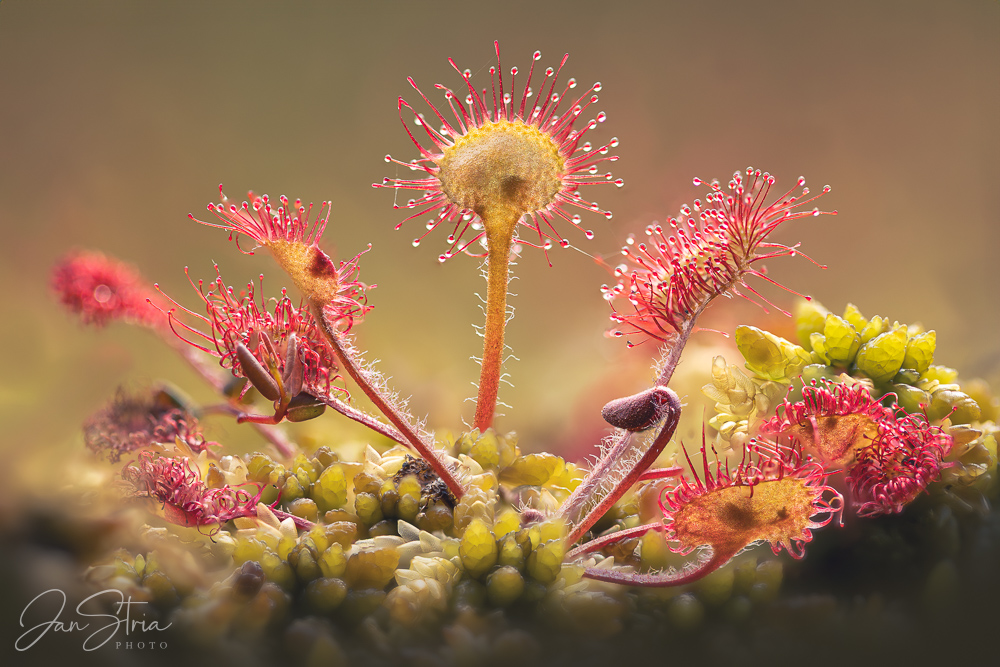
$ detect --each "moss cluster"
[704,300,998,508]
[64,428,821,665]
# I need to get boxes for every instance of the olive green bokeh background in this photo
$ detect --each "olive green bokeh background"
[1,0,997,483]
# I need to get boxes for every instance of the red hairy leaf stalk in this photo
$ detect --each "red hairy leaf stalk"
[566,522,666,559]
[473,222,516,431]
[582,546,734,588]
[311,302,466,500]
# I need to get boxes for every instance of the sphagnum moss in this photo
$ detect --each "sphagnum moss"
[38,40,1000,667]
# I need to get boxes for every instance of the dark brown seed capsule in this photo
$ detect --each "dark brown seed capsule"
[236,343,281,401]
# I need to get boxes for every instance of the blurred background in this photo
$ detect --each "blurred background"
[1,0,998,482]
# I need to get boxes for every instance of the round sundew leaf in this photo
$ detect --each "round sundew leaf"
[670,476,821,557]
[377,45,617,262]
[657,441,843,583]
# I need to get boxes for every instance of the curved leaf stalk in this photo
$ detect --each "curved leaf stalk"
[583,545,733,587]
[311,301,466,499]
[559,388,681,545]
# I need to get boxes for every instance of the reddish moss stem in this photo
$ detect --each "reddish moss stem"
[311,301,465,500]
[318,395,407,447]
[473,224,515,432]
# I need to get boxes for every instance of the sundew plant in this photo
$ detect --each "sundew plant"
[45,42,999,665]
